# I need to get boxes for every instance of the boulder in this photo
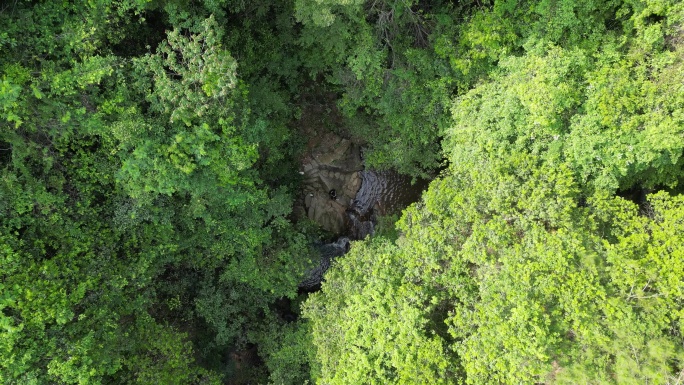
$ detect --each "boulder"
[301,133,364,234]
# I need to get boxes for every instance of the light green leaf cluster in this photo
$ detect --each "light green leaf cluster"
[139,15,238,124]
[450,34,684,193]
[304,237,454,384]
[305,2,684,384]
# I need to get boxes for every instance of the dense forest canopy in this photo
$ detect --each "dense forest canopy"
[1,0,683,384]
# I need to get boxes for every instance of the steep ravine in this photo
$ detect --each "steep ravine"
[297,133,428,289]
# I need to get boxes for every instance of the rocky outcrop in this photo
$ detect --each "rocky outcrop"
[301,133,364,234]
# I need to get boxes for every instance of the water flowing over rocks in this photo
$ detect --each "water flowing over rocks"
[298,237,350,290]
[297,133,429,289]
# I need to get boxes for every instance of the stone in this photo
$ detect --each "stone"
[300,133,364,234]
[307,193,347,234]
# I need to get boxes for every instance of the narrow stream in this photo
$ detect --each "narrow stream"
[346,170,429,239]
[299,169,428,289]
[351,170,429,217]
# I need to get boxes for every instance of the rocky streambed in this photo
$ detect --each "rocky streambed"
[297,133,428,289]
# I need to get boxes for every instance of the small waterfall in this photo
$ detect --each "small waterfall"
[298,238,350,290]
[300,169,428,290]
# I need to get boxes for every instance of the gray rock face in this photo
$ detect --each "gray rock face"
[297,134,429,289]
[296,134,367,289]
[301,133,364,234]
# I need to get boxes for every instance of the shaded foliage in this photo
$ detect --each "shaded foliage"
[2,0,684,384]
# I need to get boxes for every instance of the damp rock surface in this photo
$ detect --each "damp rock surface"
[298,133,430,289]
[301,133,363,234]
[300,132,430,237]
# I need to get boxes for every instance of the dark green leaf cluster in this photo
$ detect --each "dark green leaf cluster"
[1,2,311,383]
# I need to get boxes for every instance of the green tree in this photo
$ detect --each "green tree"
[304,2,684,383]
[295,0,464,177]
[1,4,308,383]
[303,237,455,384]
